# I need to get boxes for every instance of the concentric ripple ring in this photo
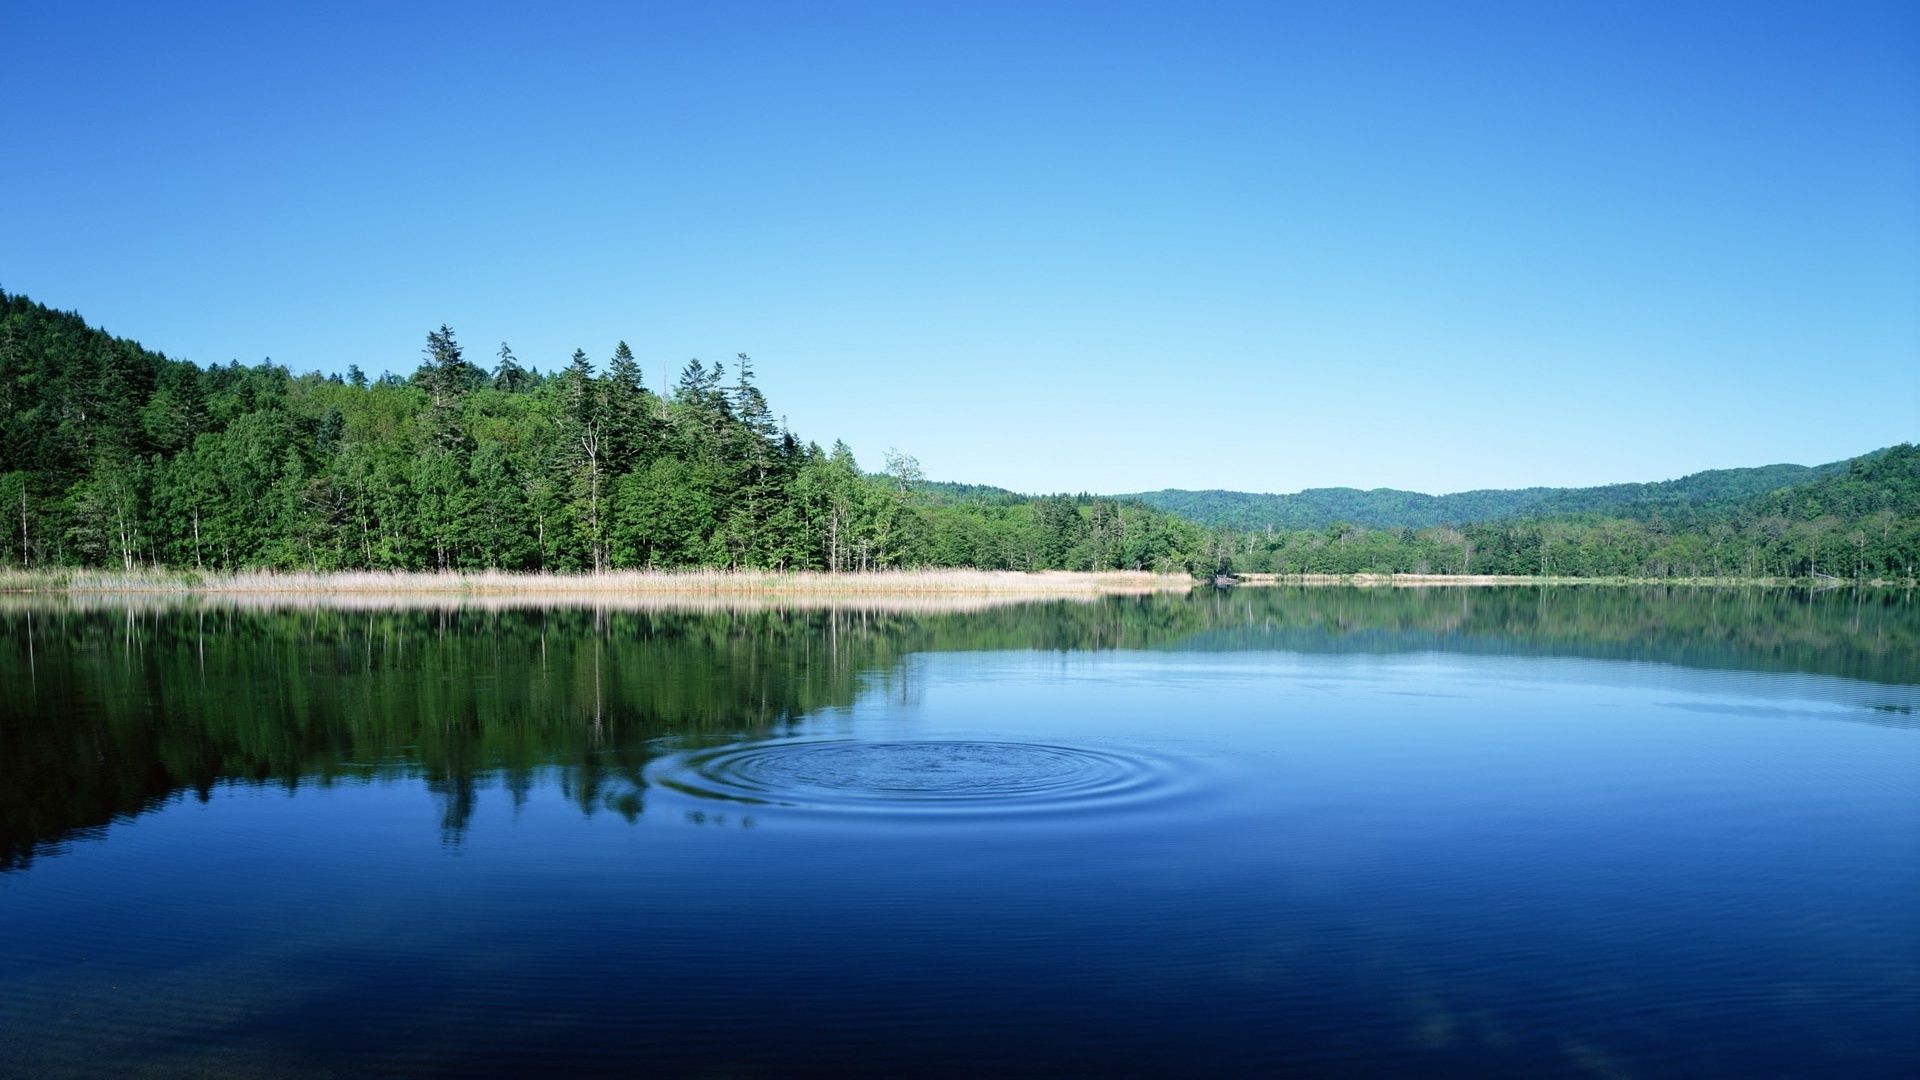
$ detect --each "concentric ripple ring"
[651,739,1185,817]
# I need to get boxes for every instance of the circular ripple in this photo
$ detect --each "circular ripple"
[651,739,1183,817]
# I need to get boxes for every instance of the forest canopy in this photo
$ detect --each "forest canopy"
[1,289,1913,581]
[1124,458,1856,532]
[0,290,1206,575]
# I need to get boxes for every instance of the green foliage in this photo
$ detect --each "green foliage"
[1220,445,1920,580]
[8,288,1904,581]
[1128,459,1860,532]
[0,290,1208,574]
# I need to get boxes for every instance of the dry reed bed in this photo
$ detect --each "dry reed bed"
[0,568,1194,600]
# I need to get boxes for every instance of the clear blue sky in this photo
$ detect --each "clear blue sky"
[4,1,1915,494]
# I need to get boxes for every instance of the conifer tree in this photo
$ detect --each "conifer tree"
[603,341,652,472]
[417,325,475,452]
[493,342,528,393]
[558,348,607,571]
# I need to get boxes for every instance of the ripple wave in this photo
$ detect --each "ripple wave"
[650,739,1190,818]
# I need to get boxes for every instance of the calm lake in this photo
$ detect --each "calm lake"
[2,587,1916,1077]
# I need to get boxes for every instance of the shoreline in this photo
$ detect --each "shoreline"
[0,568,1911,599]
[1231,572,1917,588]
[0,568,1195,598]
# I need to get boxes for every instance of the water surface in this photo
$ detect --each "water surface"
[2,587,1916,1076]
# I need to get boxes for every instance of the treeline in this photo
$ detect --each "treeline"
[0,290,1207,574]
[1129,460,1852,531]
[1214,444,1920,581]
[4,290,1913,581]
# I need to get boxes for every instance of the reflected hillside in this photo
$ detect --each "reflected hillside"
[1176,586,1920,686]
[2,587,1914,869]
[0,601,1216,869]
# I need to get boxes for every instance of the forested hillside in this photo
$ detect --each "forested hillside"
[1216,443,1920,580]
[0,290,1206,574]
[1127,458,1854,531]
[3,290,1912,582]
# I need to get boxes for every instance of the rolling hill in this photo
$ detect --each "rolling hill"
[1118,457,1870,531]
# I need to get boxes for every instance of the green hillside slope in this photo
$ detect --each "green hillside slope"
[1124,458,1857,531]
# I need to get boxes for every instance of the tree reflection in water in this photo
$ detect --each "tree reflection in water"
[2,586,1914,868]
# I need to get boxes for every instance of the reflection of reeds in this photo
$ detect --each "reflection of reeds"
[0,568,1192,611]
[0,592,1123,615]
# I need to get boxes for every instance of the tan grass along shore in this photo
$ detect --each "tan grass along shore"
[1,568,1907,602]
[0,567,1196,598]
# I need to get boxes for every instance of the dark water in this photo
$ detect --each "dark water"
[1,587,1916,1077]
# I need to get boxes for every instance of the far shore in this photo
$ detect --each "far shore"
[1230,572,1917,588]
[0,568,1909,601]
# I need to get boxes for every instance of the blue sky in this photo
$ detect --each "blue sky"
[4,1,1915,494]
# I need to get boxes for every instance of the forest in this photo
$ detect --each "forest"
[1207,442,1920,582]
[0,290,1206,575]
[1126,458,1852,531]
[2,288,1915,581]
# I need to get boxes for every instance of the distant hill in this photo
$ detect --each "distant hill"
[1180,444,1916,580]
[913,479,1031,507]
[1742,444,1918,524]
[1119,457,1869,531]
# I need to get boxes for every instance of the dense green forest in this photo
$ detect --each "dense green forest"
[958,451,1919,581]
[1209,444,1920,580]
[1128,458,1857,531]
[0,290,1206,574]
[2,289,1913,581]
